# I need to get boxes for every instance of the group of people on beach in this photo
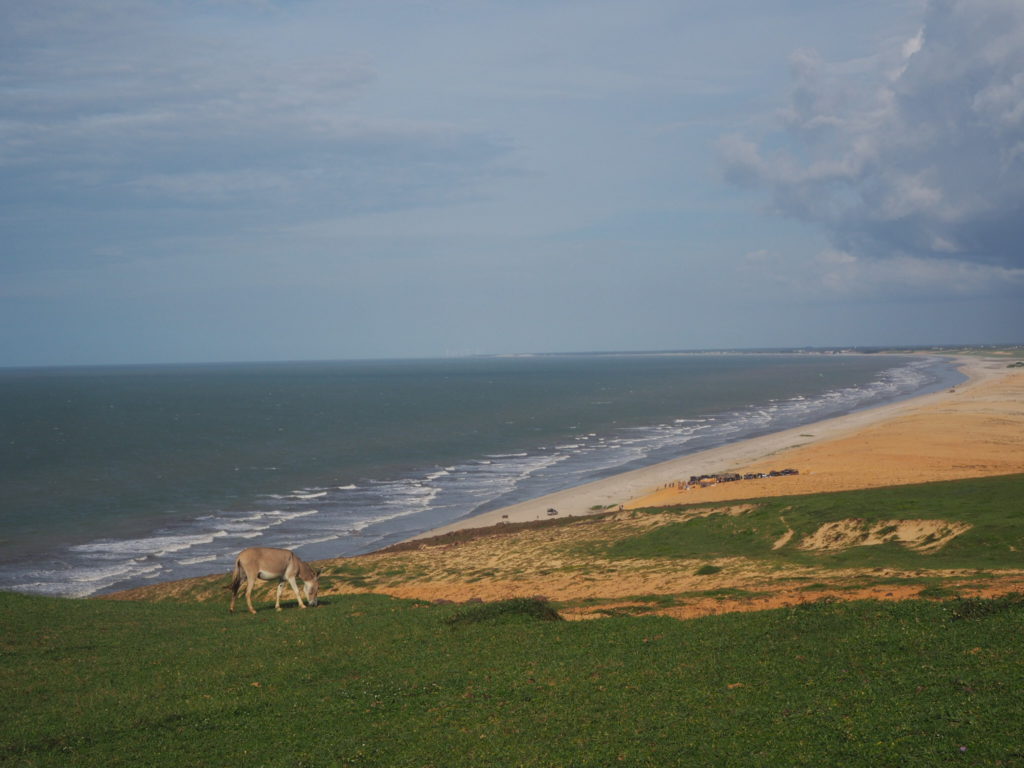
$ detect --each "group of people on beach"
[660,468,800,491]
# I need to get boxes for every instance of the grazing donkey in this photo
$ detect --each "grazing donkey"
[228,547,320,614]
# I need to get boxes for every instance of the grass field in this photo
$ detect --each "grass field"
[3,591,1024,766]
[4,475,1024,766]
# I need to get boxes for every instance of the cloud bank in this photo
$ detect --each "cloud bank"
[720,0,1024,289]
[0,1,511,273]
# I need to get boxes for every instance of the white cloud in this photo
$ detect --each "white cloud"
[719,0,1024,269]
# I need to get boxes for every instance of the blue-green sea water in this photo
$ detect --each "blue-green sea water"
[0,353,962,596]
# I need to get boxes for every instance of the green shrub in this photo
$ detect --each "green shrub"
[948,592,1024,620]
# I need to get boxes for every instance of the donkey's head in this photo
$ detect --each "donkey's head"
[304,569,321,607]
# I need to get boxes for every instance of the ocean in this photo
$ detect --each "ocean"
[0,353,963,597]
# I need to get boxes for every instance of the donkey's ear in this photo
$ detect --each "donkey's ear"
[316,568,323,576]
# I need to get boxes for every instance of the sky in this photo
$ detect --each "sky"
[2,0,1023,366]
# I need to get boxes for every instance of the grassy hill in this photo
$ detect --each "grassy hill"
[4,474,1024,766]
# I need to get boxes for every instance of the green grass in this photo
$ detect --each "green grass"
[604,474,1024,571]
[4,475,1024,766]
[3,590,1024,766]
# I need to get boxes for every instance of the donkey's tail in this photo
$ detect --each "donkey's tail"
[227,560,242,593]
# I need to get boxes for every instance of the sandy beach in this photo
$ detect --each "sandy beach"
[413,355,1023,539]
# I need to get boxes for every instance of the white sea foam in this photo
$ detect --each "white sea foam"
[69,531,229,557]
[267,509,319,522]
[11,560,168,598]
[179,554,218,565]
[295,533,345,546]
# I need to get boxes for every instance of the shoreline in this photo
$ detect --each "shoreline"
[408,355,1018,540]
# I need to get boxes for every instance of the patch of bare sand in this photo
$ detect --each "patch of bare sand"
[797,519,972,553]
[771,515,794,549]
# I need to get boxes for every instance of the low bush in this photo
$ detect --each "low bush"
[948,592,1024,620]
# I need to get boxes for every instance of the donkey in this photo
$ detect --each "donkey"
[228,547,320,614]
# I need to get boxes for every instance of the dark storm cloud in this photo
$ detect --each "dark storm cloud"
[719,0,1024,269]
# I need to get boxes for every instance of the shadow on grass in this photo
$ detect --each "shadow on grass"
[445,597,564,626]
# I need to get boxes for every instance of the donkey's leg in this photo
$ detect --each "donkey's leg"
[245,575,258,615]
[275,581,286,611]
[287,575,307,608]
